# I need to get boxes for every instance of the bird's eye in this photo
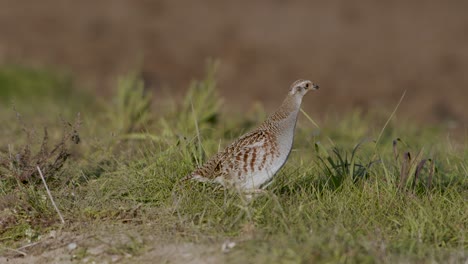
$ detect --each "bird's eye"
[305,83,309,88]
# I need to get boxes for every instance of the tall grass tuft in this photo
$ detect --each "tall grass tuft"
[111,72,152,134]
[314,141,376,189]
[392,138,435,192]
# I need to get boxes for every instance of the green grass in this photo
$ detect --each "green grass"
[0,64,466,263]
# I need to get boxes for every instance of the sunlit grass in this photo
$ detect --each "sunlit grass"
[0,64,466,263]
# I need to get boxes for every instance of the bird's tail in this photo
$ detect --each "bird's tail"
[180,172,195,182]
[180,171,209,183]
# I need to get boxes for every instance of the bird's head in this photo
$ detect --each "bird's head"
[288,79,319,97]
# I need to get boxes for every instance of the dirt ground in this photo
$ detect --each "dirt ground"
[0,225,225,263]
[0,1,467,123]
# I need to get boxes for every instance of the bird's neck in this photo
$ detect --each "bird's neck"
[263,95,302,130]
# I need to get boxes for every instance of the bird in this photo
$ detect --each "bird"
[183,79,319,191]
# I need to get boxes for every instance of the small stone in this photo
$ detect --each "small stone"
[111,255,121,262]
[67,242,77,251]
[49,230,57,239]
[221,240,236,253]
[87,245,106,255]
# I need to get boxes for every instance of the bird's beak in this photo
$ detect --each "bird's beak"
[311,83,319,90]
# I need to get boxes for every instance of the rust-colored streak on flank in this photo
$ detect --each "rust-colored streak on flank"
[243,152,249,172]
[250,148,257,172]
[270,134,279,158]
[260,148,267,170]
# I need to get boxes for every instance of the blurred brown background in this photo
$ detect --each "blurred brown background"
[1,0,467,128]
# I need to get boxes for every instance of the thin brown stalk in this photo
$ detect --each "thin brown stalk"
[37,166,65,224]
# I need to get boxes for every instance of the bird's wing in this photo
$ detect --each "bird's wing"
[186,130,276,182]
[219,130,277,180]
[187,152,225,180]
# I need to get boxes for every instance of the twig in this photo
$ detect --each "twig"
[300,108,320,129]
[16,240,42,251]
[300,108,335,146]
[37,166,65,224]
[4,247,27,257]
[375,90,406,148]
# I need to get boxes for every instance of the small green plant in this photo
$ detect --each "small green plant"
[181,60,221,131]
[392,138,435,192]
[159,60,223,165]
[111,72,152,134]
[160,60,221,136]
[314,141,375,189]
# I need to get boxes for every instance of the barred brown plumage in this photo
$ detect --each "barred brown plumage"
[183,79,319,191]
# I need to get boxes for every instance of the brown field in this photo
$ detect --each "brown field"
[1,0,468,129]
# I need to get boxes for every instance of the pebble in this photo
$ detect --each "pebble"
[67,242,77,251]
